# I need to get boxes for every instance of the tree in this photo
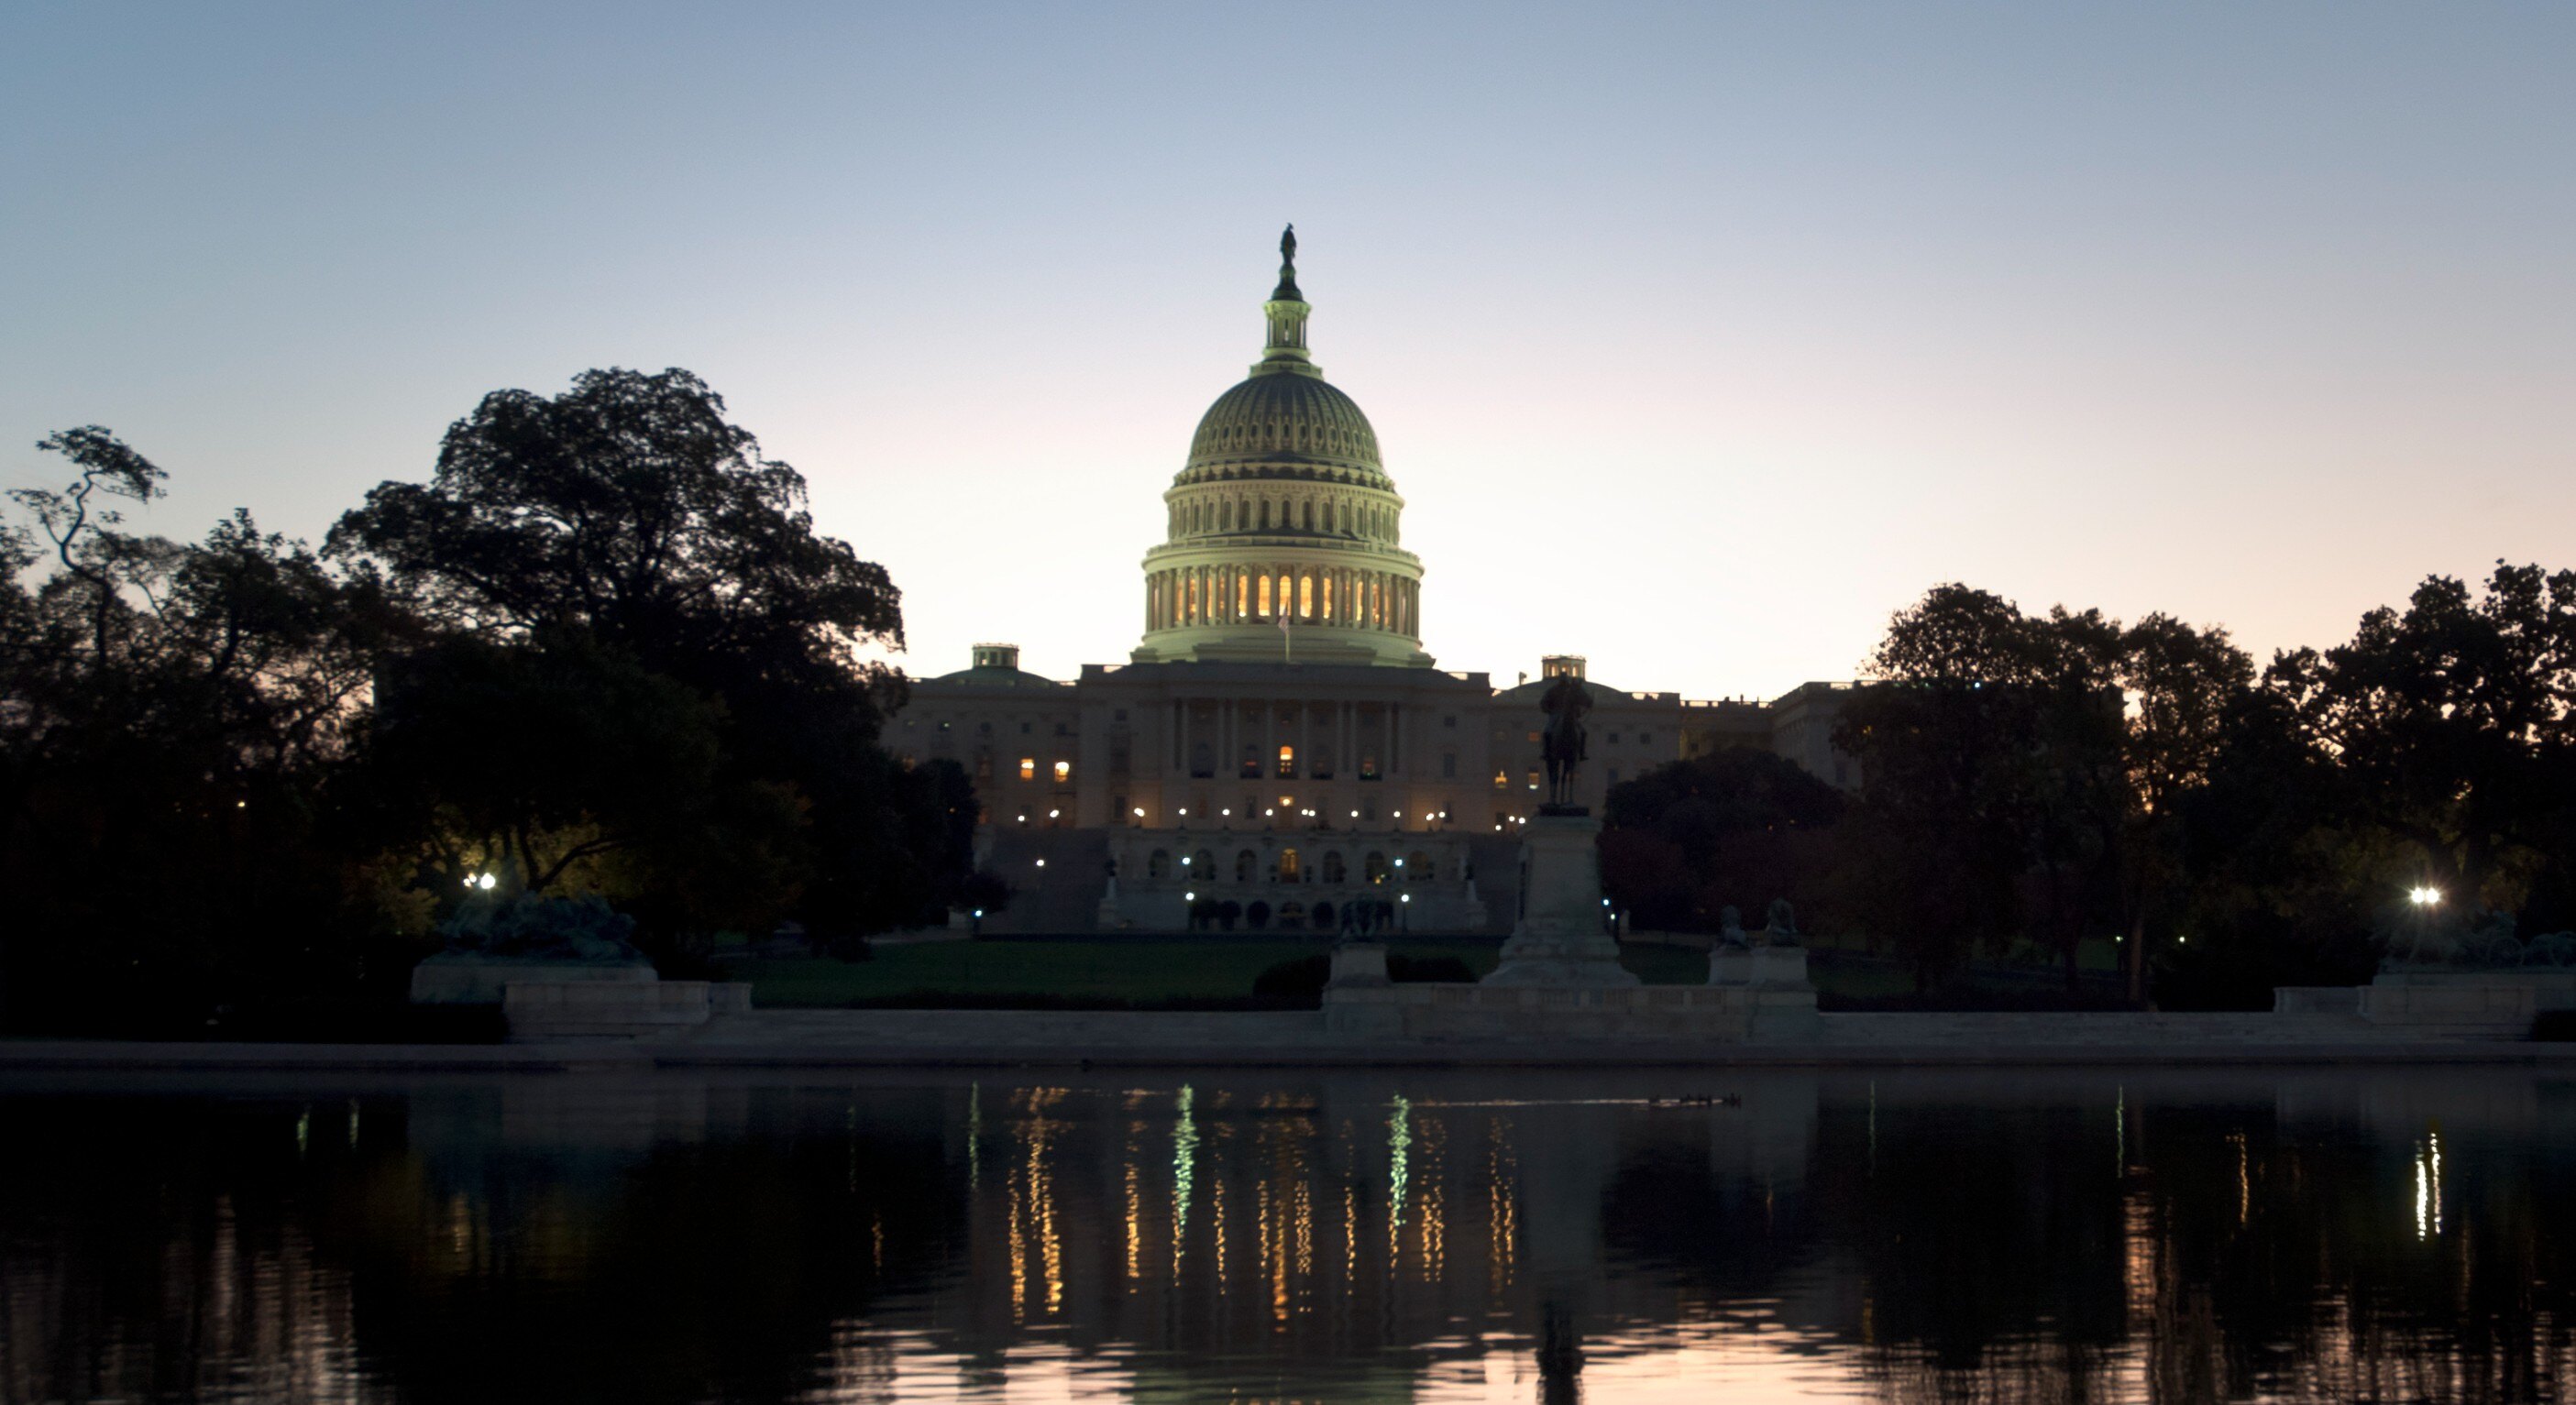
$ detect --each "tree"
[358,631,805,936]
[1835,585,2251,995]
[1601,746,1845,933]
[1834,587,2124,990]
[2111,612,2255,1000]
[329,368,975,940]
[2266,563,2576,914]
[1,431,398,1030]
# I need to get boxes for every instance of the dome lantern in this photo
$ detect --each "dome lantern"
[1257,224,1319,379]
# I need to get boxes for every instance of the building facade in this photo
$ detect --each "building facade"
[888,234,1858,932]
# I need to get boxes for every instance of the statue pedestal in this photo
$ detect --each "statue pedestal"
[1482,813,1638,987]
[1329,941,1391,986]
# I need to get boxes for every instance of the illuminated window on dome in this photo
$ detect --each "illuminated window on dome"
[1259,575,1272,617]
[1299,575,1313,620]
[1321,576,1333,621]
[1237,573,1249,616]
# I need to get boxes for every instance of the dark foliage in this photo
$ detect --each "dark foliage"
[1600,746,1844,934]
[3,373,980,1033]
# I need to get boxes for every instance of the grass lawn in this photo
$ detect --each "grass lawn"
[736,939,1507,1008]
[736,934,2119,1009]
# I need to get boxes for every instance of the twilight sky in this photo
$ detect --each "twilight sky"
[5,4,2570,699]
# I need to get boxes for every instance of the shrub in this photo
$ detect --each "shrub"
[1252,953,1331,1004]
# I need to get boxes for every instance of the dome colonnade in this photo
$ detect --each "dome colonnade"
[1133,227,1430,668]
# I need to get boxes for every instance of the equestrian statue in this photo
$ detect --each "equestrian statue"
[1539,673,1591,810]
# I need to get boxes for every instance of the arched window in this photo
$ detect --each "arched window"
[1148,850,1172,880]
[1299,573,1314,620]
[1275,848,1301,882]
[1322,851,1347,884]
[1408,851,1433,882]
[1302,500,1314,531]
[1258,574,1272,616]
[1364,851,1388,883]
[1236,850,1257,883]
[1221,499,1234,530]
[1194,849,1215,876]
[1260,500,1271,530]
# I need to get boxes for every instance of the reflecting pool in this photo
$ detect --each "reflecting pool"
[2,1066,2572,1402]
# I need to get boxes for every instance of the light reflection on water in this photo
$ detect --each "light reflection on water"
[0,1067,2571,1403]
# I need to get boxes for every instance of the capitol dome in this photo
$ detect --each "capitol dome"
[1183,373,1386,484]
[1133,228,1429,669]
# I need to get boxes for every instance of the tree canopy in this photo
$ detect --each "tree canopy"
[2,373,983,1032]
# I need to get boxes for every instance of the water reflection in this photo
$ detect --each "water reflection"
[0,1068,2571,1402]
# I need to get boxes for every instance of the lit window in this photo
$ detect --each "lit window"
[1053,761,1072,783]
[1493,771,1509,788]
[1020,758,1036,780]
[1526,730,1540,743]
[1259,575,1272,616]
[1527,770,1541,790]
[1277,744,1295,778]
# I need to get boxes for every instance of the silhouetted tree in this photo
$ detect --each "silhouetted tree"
[2265,562,2576,913]
[1601,746,1844,932]
[1835,585,2249,994]
[1,430,400,1029]
[330,368,976,942]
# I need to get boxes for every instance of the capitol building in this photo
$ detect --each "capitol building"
[888,232,1856,933]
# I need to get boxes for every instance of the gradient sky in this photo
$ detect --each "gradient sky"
[6,4,2570,700]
